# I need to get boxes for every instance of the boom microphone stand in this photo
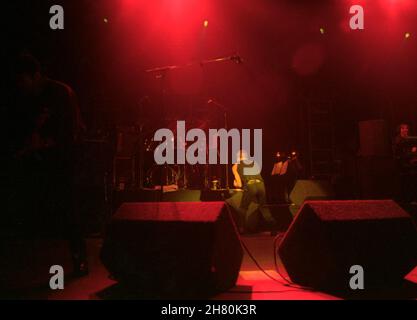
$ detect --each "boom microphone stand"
[145,54,243,192]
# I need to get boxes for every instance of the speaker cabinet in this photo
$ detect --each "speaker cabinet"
[101,202,243,298]
[289,180,334,206]
[277,200,417,290]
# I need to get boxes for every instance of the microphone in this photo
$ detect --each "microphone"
[207,98,226,111]
[207,98,221,106]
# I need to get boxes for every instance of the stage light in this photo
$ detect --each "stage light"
[405,32,411,39]
[319,27,325,34]
[103,18,108,23]
[203,20,209,28]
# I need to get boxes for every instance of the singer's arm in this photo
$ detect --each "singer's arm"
[232,164,242,188]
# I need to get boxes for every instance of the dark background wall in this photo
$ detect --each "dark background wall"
[2,0,417,175]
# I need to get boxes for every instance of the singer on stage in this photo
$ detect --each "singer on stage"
[232,150,276,233]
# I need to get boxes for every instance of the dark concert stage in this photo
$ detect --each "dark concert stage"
[2,0,417,302]
[6,232,417,300]
[2,196,417,300]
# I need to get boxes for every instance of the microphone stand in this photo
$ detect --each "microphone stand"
[145,54,242,73]
[224,109,229,190]
[208,99,229,190]
[144,69,169,199]
[145,54,242,192]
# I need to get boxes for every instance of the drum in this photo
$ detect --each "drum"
[144,164,179,188]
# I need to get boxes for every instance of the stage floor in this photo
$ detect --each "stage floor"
[21,234,417,300]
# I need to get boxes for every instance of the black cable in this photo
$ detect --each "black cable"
[273,232,294,286]
[223,201,291,285]
[272,221,317,291]
[223,197,315,292]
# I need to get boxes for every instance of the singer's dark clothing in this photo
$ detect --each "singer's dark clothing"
[237,162,275,232]
[236,162,263,187]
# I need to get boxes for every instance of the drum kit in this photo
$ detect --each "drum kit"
[112,53,242,191]
[113,117,227,192]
